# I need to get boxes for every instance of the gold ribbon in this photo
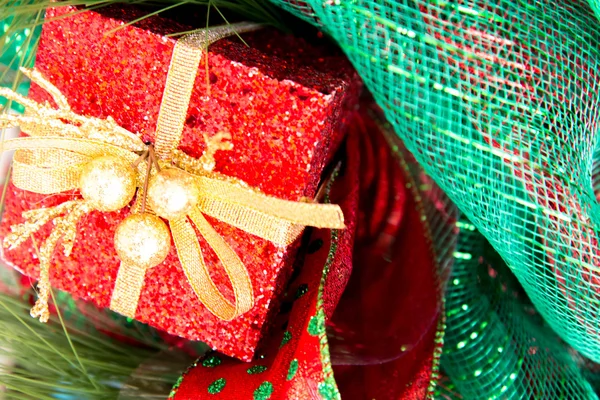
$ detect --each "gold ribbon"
[0,23,344,322]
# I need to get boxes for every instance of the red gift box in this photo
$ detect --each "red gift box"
[0,5,359,360]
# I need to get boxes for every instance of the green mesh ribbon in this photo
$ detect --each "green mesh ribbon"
[270,1,600,397]
[272,0,600,367]
[0,7,41,112]
[440,216,598,399]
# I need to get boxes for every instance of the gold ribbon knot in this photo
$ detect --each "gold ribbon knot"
[0,23,344,322]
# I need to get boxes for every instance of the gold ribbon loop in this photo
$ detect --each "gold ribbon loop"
[12,158,86,194]
[16,148,90,167]
[11,148,90,193]
[190,209,254,317]
[171,209,253,320]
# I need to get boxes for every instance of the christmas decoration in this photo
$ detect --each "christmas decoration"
[1,0,600,398]
[440,214,598,399]
[0,5,359,361]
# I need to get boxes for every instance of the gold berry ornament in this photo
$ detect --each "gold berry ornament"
[79,156,137,212]
[146,168,200,219]
[114,213,171,268]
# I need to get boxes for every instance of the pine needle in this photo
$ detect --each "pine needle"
[103,0,191,37]
[50,288,99,390]
[0,290,195,399]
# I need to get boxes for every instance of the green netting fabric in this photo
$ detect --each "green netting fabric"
[272,0,600,366]
[0,9,40,111]
[389,121,600,398]
[440,216,598,399]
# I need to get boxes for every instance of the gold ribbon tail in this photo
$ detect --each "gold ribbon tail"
[170,208,253,320]
[1,137,144,196]
[110,261,148,318]
[196,176,345,246]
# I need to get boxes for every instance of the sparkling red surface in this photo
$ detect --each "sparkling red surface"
[0,5,359,360]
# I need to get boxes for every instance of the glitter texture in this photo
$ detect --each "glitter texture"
[207,378,226,394]
[79,156,137,212]
[319,382,339,400]
[286,359,298,381]
[280,330,292,347]
[0,5,360,360]
[307,313,324,336]
[114,214,171,268]
[247,365,268,374]
[202,355,222,368]
[169,376,184,398]
[253,382,273,400]
[147,168,200,219]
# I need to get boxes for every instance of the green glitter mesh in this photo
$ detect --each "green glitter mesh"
[202,355,222,368]
[434,375,462,399]
[287,359,298,381]
[208,378,226,394]
[247,365,268,374]
[386,112,598,398]
[253,381,273,400]
[0,4,41,112]
[280,330,292,347]
[271,0,600,363]
[439,216,598,399]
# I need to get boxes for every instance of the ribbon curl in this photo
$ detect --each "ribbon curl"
[0,23,344,322]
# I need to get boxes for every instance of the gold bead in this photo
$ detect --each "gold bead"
[147,168,200,219]
[114,213,171,268]
[80,156,137,212]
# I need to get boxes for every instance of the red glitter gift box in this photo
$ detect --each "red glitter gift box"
[0,5,359,360]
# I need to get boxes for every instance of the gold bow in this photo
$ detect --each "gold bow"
[0,23,344,322]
